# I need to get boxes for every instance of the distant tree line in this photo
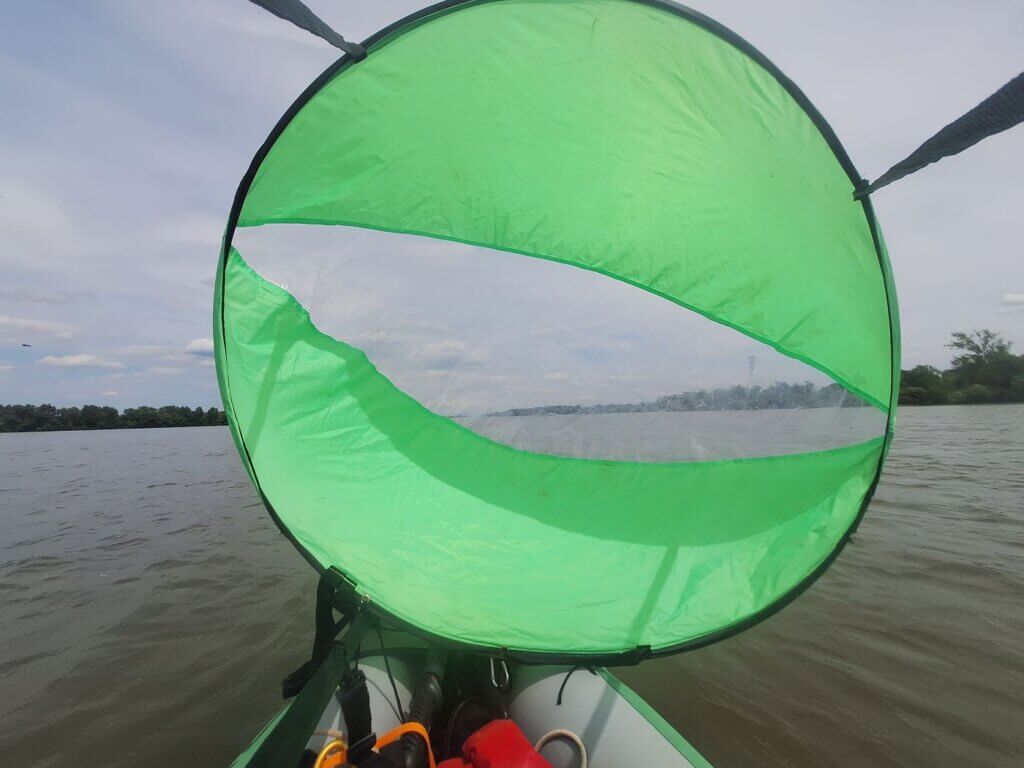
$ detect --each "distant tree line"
[0,404,228,433]
[5,330,1012,431]
[493,380,866,417]
[900,330,1024,406]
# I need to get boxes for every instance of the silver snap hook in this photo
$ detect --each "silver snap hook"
[490,657,511,693]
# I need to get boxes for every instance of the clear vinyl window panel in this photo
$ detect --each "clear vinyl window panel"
[233,224,885,461]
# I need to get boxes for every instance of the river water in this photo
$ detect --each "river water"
[1,405,1021,767]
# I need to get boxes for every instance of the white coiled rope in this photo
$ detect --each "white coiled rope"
[535,729,588,768]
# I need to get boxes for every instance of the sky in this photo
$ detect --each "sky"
[236,224,858,414]
[0,0,1021,409]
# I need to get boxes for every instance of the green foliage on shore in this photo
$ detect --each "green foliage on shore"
[0,404,227,433]
[901,330,1024,405]
[3,329,1017,430]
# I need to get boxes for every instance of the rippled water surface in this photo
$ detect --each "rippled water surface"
[1,405,1022,767]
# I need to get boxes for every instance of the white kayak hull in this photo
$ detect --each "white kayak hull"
[303,633,711,768]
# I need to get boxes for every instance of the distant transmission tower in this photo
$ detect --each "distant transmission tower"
[747,355,756,388]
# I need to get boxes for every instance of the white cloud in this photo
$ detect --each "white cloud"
[38,354,125,369]
[0,364,13,372]
[0,314,76,340]
[116,344,188,363]
[156,212,224,248]
[411,339,488,369]
[119,344,175,357]
[0,179,74,248]
[543,372,570,382]
[185,337,215,357]
[0,288,94,305]
[148,366,183,375]
[102,390,118,397]
[997,294,1024,315]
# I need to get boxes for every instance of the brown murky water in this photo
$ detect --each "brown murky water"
[1,405,1022,767]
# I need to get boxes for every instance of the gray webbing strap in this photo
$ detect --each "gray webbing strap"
[858,72,1023,197]
[248,0,366,60]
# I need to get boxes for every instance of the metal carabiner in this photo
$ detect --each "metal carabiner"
[490,657,511,694]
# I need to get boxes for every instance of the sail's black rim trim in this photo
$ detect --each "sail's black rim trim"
[218,0,898,665]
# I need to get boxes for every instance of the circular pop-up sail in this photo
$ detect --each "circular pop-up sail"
[216,0,899,662]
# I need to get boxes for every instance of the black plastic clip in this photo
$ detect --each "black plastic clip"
[338,667,376,764]
[853,177,873,200]
[348,42,368,62]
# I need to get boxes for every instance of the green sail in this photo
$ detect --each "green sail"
[216,0,898,658]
